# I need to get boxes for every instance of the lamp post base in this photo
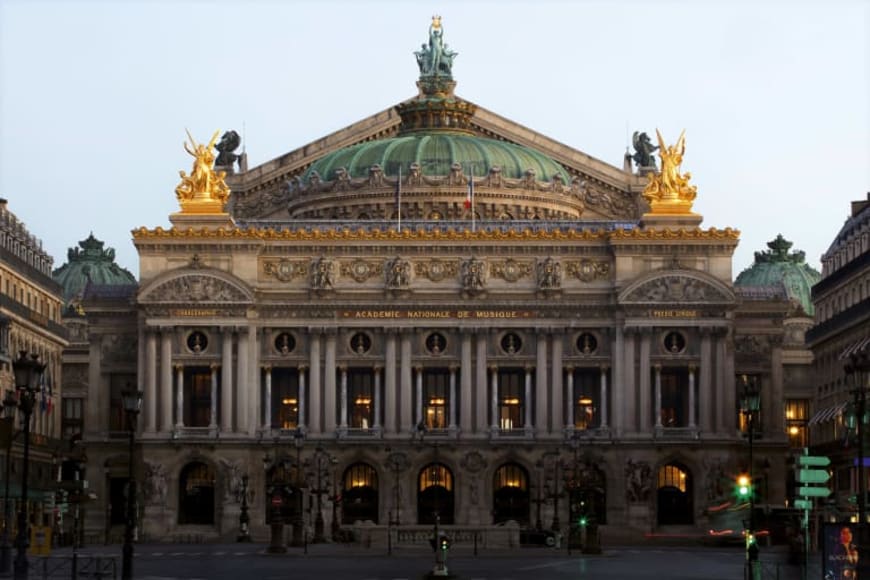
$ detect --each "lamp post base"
[0,539,11,576]
[267,523,286,554]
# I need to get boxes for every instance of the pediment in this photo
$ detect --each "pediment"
[619,271,735,305]
[138,269,253,304]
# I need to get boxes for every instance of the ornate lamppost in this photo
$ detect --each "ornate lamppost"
[12,351,45,580]
[237,474,251,542]
[1,389,19,576]
[740,374,761,579]
[120,387,143,580]
[308,448,333,543]
[416,422,449,578]
[291,428,305,547]
[846,345,870,523]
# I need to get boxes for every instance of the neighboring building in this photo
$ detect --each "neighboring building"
[0,198,67,536]
[77,21,809,543]
[807,192,870,518]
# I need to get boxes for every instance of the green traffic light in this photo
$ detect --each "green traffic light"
[579,517,588,527]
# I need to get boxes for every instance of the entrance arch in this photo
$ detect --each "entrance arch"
[342,463,379,524]
[656,463,693,525]
[417,463,454,524]
[178,461,215,525]
[567,461,607,525]
[265,458,303,525]
[492,463,530,525]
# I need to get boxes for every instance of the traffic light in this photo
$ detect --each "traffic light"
[736,474,752,500]
[579,516,588,527]
[439,535,450,551]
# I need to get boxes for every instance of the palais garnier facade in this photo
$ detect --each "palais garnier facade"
[71,19,815,542]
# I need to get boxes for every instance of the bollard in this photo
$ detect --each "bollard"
[473,531,478,557]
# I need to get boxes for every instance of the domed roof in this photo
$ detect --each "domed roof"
[735,234,821,315]
[53,233,137,302]
[306,132,572,184]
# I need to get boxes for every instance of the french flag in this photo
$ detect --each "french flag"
[465,169,474,210]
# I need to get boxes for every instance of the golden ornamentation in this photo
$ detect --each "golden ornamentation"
[609,227,740,240]
[489,259,532,283]
[414,259,459,282]
[642,130,698,215]
[262,259,308,282]
[340,259,383,283]
[175,130,231,214]
[566,260,611,282]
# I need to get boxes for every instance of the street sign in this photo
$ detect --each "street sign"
[797,455,831,467]
[797,486,832,498]
[797,468,831,484]
[794,499,813,510]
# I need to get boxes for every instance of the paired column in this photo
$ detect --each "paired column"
[654,364,662,428]
[237,328,250,433]
[414,365,424,427]
[175,363,185,428]
[160,330,173,433]
[535,332,547,433]
[611,327,625,435]
[263,366,272,429]
[448,365,458,430]
[400,333,413,432]
[298,364,308,429]
[476,334,489,432]
[489,364,499,431]
[688,364,697,428]
[221,328,233,432]
[638,331,651,432]
[700,330,713,433]
[384,332,397,433]
[460,333,473,433]
[550,333,563,434]
[209,363,219,429]
[524,364,533,431]
[324,332,337,433]
[714,331,728,434]
[339,365,348,428]
[623,329,636,433]
[599,364,609,429]
[373,365,382,429]
[144,329,157,433]
[565,365,575,429]
[308,330,322,434]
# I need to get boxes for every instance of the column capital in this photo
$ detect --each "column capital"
[338,364,348,372]
[219,325,234,334]
[210,362,220,371]
[173,363,184,372]
[373,365,383,373]
[653,363,662,371]
[488,363,499,373]
[414,364,424,373]
[448,364,460,373]
[524,363,534,373]
[564,364,575,373]
[262,364,272,372]
[598,363,610,372]
[688,363,697,373]
[297,364,309,372]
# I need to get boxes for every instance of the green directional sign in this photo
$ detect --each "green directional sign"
[797,455,831,467]
[797,486,831,498]
[794,499,813,510]
[797,468,831,484]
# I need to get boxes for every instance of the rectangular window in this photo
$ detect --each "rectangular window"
[348,368,374,429]
[785,399,809,448]
[498,369,525,430]
[108,374,135,432]
[183,366,213,427]
[572,368,599,430]
[272,368,299,429]
[660,368,689,428]
[423,368,449,430]
[737,374,763,434]
[61,397,83,439]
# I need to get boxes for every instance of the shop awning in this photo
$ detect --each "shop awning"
[839,336,870,361]
[808,402,848,426]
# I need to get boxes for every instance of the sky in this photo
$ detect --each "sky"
[0,0,868,279]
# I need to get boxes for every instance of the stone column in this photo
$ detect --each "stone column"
[565,365,575,429]
[384,331,397,434]
[144,329,157,433]
[86,338,100,435]
[237,327,249,433]
[612,326,624,435]
[460,332,473,433]
[339,365,348,428]
[770,340,784,432]
[714,331,727,434]
[476,333,489,433]
[175,363,185,428]
[639,330,651,433]
[373,365,382,429]
[623,329,636,434]
[722,332,736,433]
[308,329,322,434]
[448,364,458,430]
[700,329,713,433]
[160,330,173,433]
[263,366,272,429]
[535,331,548,433]
[298,364,308,429]
[221,329,233,432]
[688,364,697,428]
[489,364,499,431]
[653,364,662,428]
[524,364,533,432]
[248,328,260,436]
[599,364,609,429]
[324,331,337,433]
[209,363,219,429]
[551,332,563,434]
[415,365,424,427]
[400,332,413,432]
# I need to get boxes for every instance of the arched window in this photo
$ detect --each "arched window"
[342,463,378,524]
[179,461,215,525]
[492,463,529,525]
[417,463,454,524]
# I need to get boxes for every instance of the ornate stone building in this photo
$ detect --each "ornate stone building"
[69,21,813,543]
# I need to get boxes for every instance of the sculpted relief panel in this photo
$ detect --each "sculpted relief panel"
[622,274,731,304]
[143,274,249,303]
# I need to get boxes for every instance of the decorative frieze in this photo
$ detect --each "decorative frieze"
[566,259,610,282]
[414,258,459,282]
[489,259,532,283]
[340,259,383,283]
[263,259,308,282]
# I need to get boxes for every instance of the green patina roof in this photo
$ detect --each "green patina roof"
[735,234,821,315]
[53,233,137,302]
[306,132,572,184]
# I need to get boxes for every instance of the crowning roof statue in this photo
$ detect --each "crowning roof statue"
[174,129,231,214]
[641,129,698,215]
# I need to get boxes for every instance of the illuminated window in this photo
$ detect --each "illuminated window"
[572,368,599,429]
[419,463,453,492]
[344,463,377,489]
[493,463,528,491]
[272,368,300,429]
[348,368,374,429]
[737,374,763,434]
[423,368,450,429]
[660,368,689,427]
[657,464,687,492]
[498,369,525,430]
[785,399,808,448]
[184,367,213,428]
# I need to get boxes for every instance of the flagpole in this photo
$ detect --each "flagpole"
[397,166,402,231]
[470,167,475,233]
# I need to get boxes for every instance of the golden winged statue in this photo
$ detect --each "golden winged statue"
[175,130,231,213]
[642,129,698,214]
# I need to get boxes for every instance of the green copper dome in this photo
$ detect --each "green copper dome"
[305,132,572,184]
[53,233,137,302]
[735,234,821,315]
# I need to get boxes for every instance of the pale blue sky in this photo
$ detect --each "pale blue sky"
[0,0,867,278]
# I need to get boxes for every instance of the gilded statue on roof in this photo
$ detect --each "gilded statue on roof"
[175,130,231,213]
[641,129,698,214]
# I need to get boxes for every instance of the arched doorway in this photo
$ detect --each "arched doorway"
[566,460,607,526]
[178,461,215,525]
[492,463,530,525]
[417,463,454,524]
[656,463,693,525]
[265,457,303,525]
[342,463,379,524]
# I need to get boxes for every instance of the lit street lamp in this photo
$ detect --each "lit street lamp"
[12,351,45,580]
[740,374,761,580]
[120,387,143,580]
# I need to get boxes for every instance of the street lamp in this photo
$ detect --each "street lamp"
[120,386,143,580]
[308,448,332,543]
[291,428,305,547]
[740,374,761,578]
[1,389,19,576]
[237,474,251,542]
[846,346,870,523]
[12,351,45,580]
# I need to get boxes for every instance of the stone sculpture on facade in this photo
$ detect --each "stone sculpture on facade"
[461,258,486,294]
[537,257,562,290]
[220,458,245,503]
[311,257,335,290]
[386,257,411,289]
[144,461,168,506]
[625,459,652,503]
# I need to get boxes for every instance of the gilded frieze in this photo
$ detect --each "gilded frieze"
[566,260,610,282]
[489,259,532,283]
[414,259,458,282]
[263,259,308,282]
[623,275,729,303]
[143,275,249,303]
[340,259,383,283]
